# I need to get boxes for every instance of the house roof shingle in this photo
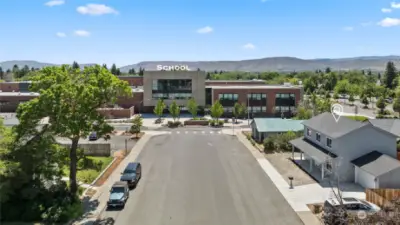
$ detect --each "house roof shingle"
[252,118,304,133]
[351,151,400,177]
[301,112,368,138]
[368,119,400,137]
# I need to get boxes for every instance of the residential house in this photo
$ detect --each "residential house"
[250,118,304,142]
[289,112,400,189]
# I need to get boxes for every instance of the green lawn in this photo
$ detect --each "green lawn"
[345,115,369,122]
[63,156,113,184]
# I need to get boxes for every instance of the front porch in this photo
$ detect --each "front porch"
[290,137,337,182]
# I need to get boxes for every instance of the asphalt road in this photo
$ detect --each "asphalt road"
[100,127,303,225]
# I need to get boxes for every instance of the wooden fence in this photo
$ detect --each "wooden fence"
[366,188,400,207]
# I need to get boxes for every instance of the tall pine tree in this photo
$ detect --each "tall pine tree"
[0,66,3,79]
[72,61,80,69]
[110,64,118,75]
[383,61,397,89]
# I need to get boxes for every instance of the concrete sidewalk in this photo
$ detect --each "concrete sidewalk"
[71,131,170,225]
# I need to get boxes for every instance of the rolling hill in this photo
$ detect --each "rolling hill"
[1,56,400,72]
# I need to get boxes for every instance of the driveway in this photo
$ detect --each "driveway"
[99,127,303,225]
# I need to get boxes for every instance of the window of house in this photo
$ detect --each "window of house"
[316,133,321,142]
[327,138,332,148]
[307,128,312,136]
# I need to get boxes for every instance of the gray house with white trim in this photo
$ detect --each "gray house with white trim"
[290,112,400,189]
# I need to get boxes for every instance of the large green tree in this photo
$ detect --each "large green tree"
[15,65,131,195]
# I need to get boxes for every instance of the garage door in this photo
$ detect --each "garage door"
[355,167,376,188]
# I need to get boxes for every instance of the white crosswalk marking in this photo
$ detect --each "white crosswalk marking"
[193,131,197,134]
[185,131,188,134]
[210,131,214,134]
[218,131,221,134]
[176,131,180,134]
[202,131,205,134]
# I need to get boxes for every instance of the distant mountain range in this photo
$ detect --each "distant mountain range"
[1,56,400,73]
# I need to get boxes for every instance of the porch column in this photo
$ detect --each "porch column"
[292,146,295,160]
[321,162,325,180]
[300,152,303,160]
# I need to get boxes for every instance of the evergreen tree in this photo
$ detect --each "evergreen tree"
[206,72,211,80]
[72,61,80,69]
[110,64,118,75]
[325,67,331,73]
[102,64,108,70]
[383,61,397,89]
[0,66,3,79]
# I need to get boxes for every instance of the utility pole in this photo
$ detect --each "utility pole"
[232,117,235,135]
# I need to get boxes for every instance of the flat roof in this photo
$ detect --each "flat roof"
[0,92,39,96]
[206,85,301,89]
[252,118,304,133]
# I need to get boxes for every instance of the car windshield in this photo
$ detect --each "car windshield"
[123,169,135,174]
[359,200,371,207]
[111,187,125,193]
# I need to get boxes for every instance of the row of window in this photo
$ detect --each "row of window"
[274,106,296,113]
[152,93,192,100]
[276,93,295,99]
[307,128,332,148]
[248,93,267,100]
[218,94,239,101]
[222,106,267,113]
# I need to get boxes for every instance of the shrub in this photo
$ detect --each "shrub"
[154,118,163,124]
[218,120,224,126]
[263,137,275,152]
[167,121,182,127]
[77,169,98,184]
[192,117,207,121]
[209,120,215,126]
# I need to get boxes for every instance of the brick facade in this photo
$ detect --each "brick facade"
[205,80,265,86]
[212,87,302,116]
[118,76,143,86]
[0,83,20,92]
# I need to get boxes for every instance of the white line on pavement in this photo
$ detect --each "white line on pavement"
[210,131,214,134]
[202,131,205,134]
[185,131,188,134]
[207,143,213,146]
[193,131,197,134]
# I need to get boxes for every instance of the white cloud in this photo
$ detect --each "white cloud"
[56,32,66,38]
[74,30,91,37]
[242,43,255,50]
[378,17,400,27]
[77,4,118,16]
[196,26,213,34]
[45,0,64,7]
[391,2,400,8]
[382,8,392,13]
[343,26,354,31]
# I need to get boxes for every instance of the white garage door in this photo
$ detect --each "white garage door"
[355,167,376,188]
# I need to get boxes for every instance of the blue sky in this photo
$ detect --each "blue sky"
[0,0,400,66]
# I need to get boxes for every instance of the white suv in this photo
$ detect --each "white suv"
[324,197,381,215]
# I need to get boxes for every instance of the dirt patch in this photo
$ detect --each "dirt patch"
[85,188,97,198]
[93,156,124,187]
[264,152,316,186]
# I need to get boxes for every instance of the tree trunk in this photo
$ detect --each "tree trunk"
[69,137,79,195]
